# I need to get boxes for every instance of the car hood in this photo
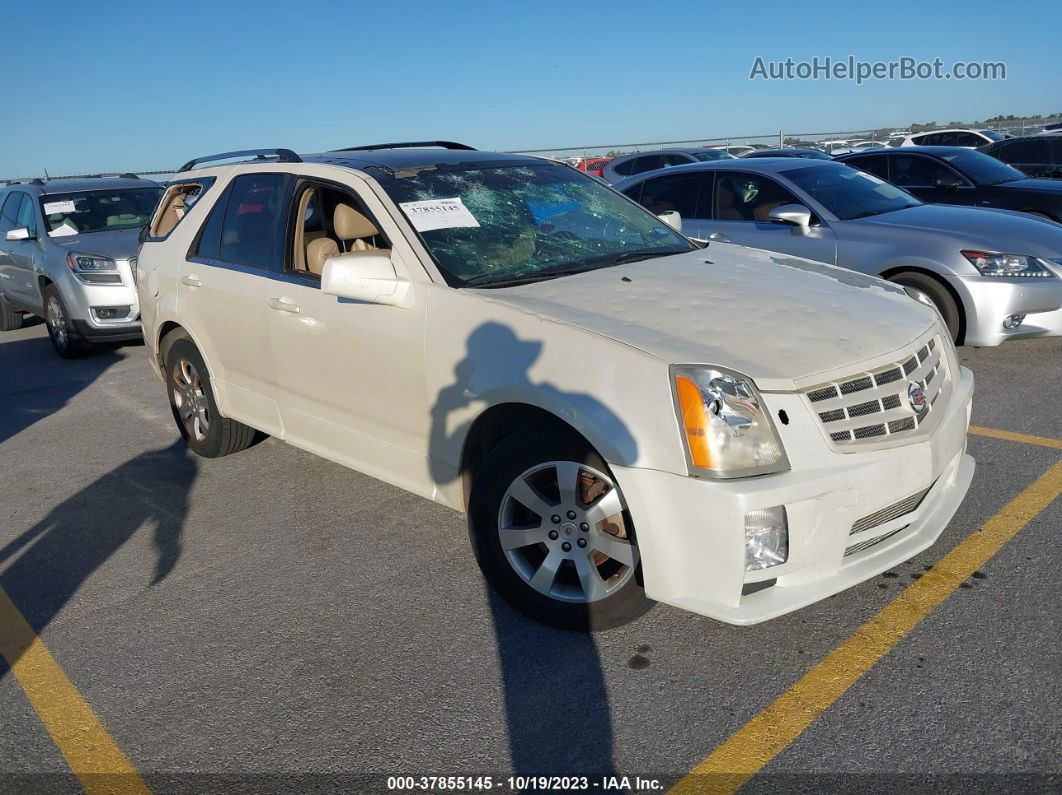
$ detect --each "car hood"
[477,247,936,391]
[851,204,1062,255]
[45,227,142,261]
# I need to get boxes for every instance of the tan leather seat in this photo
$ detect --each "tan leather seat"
[334,204,383,252]
[307,237,339,275]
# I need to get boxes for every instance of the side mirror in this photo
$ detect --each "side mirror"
[933,175,963,190]
[5,227,33,241]
[767,204,812,228]
[321,252,412,307]
[657,210,682,231]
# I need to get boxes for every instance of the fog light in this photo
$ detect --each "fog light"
[745,506,788,571]
[93,306,130,320]
[1002,314,1025,330]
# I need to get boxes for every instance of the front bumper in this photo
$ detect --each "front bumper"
[948,272,1062,346]
[612,366,975,625]
[55,263,142,342]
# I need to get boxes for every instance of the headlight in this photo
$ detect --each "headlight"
[66,252,120,285]
[961,250,1054,278]
[672,366,789,478]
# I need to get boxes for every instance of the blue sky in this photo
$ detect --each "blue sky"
[2,0,1058,177]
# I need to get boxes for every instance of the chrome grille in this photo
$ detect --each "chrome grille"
[844,526,908,557]
[803,334,950,448]
[850,485,933,535]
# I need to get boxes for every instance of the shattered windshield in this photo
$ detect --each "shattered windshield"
[374,162,694,287]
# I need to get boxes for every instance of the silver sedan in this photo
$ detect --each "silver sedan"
[616,158,1062,346]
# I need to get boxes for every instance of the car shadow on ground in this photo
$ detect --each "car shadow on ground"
[429,322,639,786]
[0,335,124,446]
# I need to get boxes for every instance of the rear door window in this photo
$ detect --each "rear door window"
[629,155,664,174]
[216,174,292,270]
[637,173,704,218]
[955,132,985,147]
[998,139,1048,164]
[661,154,693,168]
[844,155,889,180]
[889,155,958,188]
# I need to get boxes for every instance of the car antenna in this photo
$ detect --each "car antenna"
[43,167,50,180]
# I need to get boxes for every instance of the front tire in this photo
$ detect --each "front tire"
[0,295,23,331]
[43,285,85,358]
[165,337,256,458]
[887,271,961,343]
[469,426,653,631]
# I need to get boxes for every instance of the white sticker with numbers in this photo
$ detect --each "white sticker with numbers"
[43,200,77,215]
[399,197,480,232]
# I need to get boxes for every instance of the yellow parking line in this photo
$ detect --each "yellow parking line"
[969,425,1062,450]
[0,586,149,795]
[670,458,1062,795]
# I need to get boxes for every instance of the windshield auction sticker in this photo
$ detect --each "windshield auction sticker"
[400,197,480,232]
[43,200,77,215]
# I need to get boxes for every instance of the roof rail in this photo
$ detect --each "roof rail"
[4,178,45,186]
[178,148,303,173]
[337,141,476,152]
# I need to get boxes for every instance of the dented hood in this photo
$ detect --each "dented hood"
[480,247,936,391]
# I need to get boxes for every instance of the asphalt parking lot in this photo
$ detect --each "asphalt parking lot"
[0,320,1059,794]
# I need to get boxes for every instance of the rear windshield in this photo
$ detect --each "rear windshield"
[41,187,162,237]
[373,162,693,287]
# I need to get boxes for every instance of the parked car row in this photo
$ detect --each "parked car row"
[615,156,1062,347]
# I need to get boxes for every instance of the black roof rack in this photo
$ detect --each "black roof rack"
[178,148,302,173]
[337,141,476,153]
[4,178,45,186]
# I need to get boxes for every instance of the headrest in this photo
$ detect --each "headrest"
[334,204,378,241]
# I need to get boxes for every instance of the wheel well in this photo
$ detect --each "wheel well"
[459,403,592,509]
[38,275,52,293]
[156,322,191,372]
[879,266,967,345]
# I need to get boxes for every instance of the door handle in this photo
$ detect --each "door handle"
[268,297,300,314]
[181,274,201,287]
[708,232,731,243]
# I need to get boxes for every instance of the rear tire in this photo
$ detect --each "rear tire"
[468,426,653,631]
[0,295,23,331]
[43,285,86,358]
[164,338,256,458]
[887,271,961,343]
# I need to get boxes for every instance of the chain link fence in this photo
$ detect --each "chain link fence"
[4,117,1060,183]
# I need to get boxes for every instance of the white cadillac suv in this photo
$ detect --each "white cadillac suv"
[136,143,975,630]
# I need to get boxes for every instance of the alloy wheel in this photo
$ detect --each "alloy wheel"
[497,461,638,603]
[172,358,210,441]
[46,295,68,350]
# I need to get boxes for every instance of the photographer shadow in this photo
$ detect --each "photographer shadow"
[429,322,639,787]
[0,440,196,683]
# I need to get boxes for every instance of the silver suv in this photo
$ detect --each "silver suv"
[0,176,161,357]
